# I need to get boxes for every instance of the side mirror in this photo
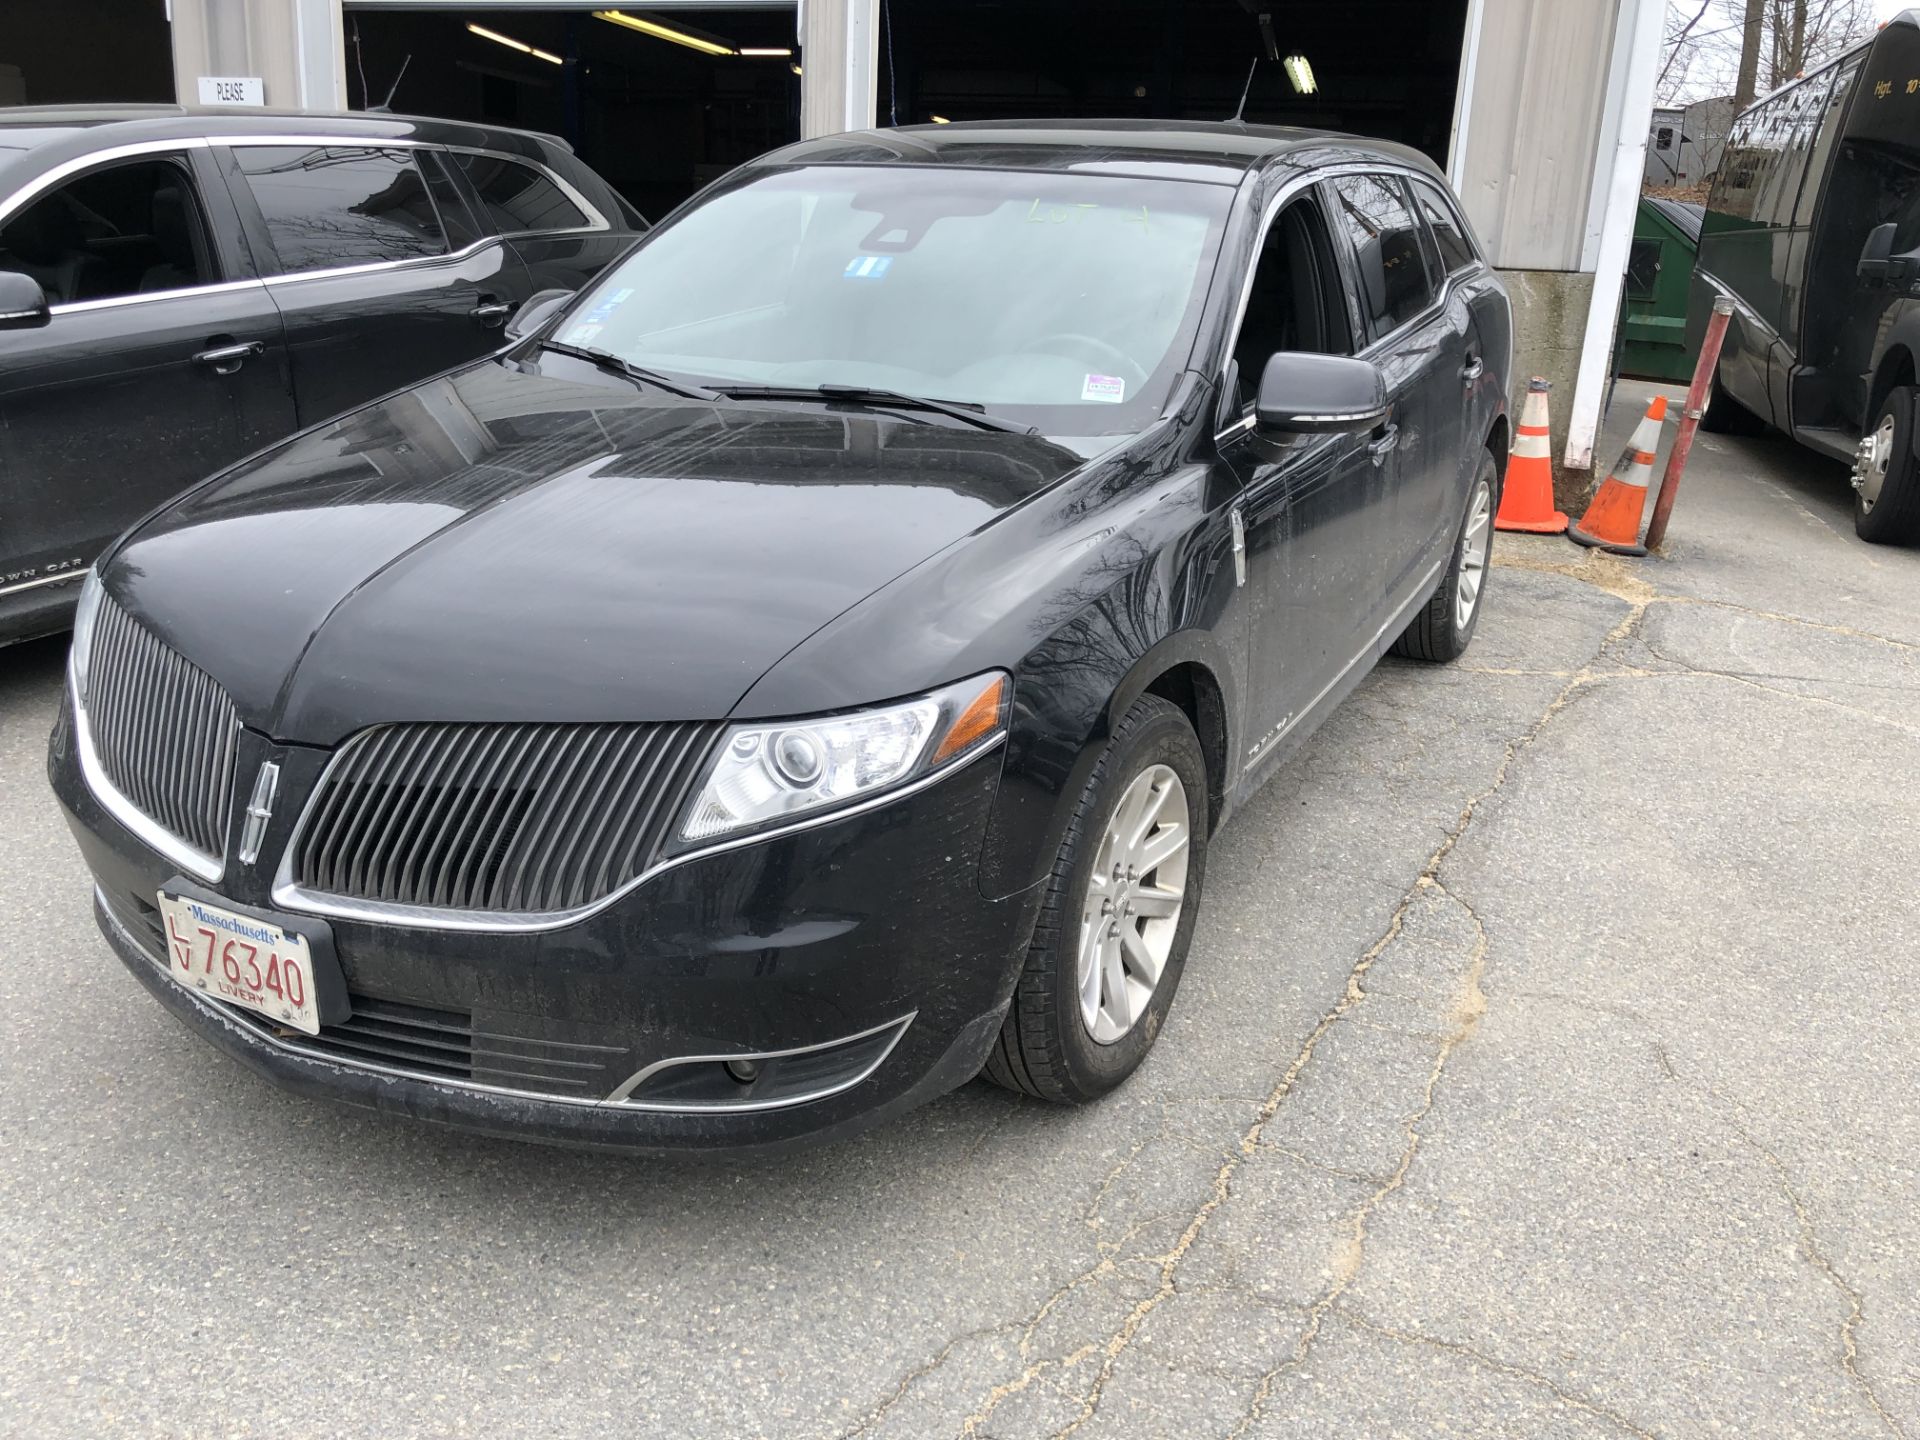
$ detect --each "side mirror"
[1254,352,1389,436]
[0,271,51,330]
[505,287,575,343]
[1858,222,1898,283]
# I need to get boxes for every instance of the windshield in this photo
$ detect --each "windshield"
[553,165,1234,435]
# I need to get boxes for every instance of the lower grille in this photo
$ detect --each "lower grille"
[106,888,623,1098]
[288,719,723,916]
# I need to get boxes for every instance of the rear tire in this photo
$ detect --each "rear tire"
[983,695,1208,1104]
[1854,385,1920,545]
[1700,370,1767,436]
[1391,451,1495,664]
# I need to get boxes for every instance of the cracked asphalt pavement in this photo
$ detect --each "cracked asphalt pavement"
[3,380,1917,1438]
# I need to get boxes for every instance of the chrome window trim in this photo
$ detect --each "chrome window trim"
[0,569,86,600]
[0,137,214,226]
[48,277,268,317]
[1214,161,1484,444]
[103,889,908,1115]
[270,730,1007,933]
[439,143,613,237]
[69,660,225,883]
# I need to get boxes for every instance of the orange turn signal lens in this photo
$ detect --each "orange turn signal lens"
[931,673,1009,765]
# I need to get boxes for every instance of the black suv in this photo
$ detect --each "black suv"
[51,120,1512,1152]
[0,106,644,643]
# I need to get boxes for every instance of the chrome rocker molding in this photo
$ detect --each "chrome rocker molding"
[270,731,1008,934]
[101,887,911,1116]
[69,660,225,884]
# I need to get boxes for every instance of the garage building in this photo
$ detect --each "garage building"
[2,0,1664,479]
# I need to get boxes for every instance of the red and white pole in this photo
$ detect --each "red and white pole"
[1644,296,1734,553]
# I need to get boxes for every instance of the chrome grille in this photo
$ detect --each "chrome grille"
[86,591,240,864]
[289,720,723,915]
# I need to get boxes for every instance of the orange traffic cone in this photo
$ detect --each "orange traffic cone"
[1495,377,1568,534]
[1569,396,1665,557]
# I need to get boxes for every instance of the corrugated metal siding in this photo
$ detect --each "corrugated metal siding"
[1456,0,1620,272]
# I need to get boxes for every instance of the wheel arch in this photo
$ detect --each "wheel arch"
[1868,343,1917,426]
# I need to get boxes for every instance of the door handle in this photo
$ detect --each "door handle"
[1366,423,1400,464]
[1461,355,1485,383]
[471,299,514,324]
[193,340,264,375]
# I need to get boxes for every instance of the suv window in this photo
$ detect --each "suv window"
[0,156,213,306]
[455,153,591,234]
[1230,194,1353,409]
[234,146,446,274]
[1329,174,1434,338]
[1410,178,1476,274]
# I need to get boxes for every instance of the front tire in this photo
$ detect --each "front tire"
[1700,370,1767,436]
[1391,451,1495,663]
[1854,385,1920,545]
[983,695,1209,1104]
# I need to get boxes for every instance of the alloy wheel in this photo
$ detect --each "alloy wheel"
[1456,478,1493,630]
[1077,764,1191,1045]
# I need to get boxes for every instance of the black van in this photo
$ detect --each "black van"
[1688,11,1920,543]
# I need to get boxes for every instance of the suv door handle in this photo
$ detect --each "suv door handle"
[193,340,264,374]
[471,299,514,324]
[1366,423,1400,464]
[1461,355,1485,383]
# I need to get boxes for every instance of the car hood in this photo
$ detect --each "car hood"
[107,360,1086,745]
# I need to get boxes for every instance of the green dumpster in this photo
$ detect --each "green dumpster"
[1618,197,1702,383]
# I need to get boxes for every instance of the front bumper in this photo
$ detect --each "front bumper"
[51,698,1042,1154]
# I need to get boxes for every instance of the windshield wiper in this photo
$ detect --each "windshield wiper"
[536,340,719,401]
[712,383,1038,435]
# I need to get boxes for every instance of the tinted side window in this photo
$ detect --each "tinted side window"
[456,153,591,234]
[235,146,446,273]
[0,156,213,305]
[1330,174,1434,337]
[1410,178,1476,274]
[1714,101,1788,222]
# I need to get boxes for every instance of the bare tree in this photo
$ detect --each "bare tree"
[1659,0,1877,107]
[1735,0,1765,108]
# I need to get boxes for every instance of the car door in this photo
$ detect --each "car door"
[216,141,533,426]
[445,147,635,296]
[1324,172,1454,619]
[1213,185,1385,776]
[0,144,295,588]
[1407,175,1490,566]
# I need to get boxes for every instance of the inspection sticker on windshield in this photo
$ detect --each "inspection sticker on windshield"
[582,287,633,324]
[843,255,893,280]
[563,322,604,344]
[1082,373,1126,403]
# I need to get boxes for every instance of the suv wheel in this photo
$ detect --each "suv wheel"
[983,695,1208,1103]
[1854,385,1920,545]
[1700,369,1767,436]
[1391,452,1495,663]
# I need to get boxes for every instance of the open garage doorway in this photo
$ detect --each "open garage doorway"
[344,6,800,218]
[875,0,1470,168]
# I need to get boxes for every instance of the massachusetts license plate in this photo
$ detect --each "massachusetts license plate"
[157,891,324,1035]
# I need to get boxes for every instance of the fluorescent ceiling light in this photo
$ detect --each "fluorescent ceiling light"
[930,114,951,124]
[468,24,561,65]
[593,11,735,57]
[1283,53,1317,95]
[739,47,793,57]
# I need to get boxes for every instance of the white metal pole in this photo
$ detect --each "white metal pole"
[1562,0,1665,472]
[1446,0,1485,189]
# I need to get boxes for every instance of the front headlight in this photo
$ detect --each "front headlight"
[68,568,104,701]
[677,671,1010,845]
